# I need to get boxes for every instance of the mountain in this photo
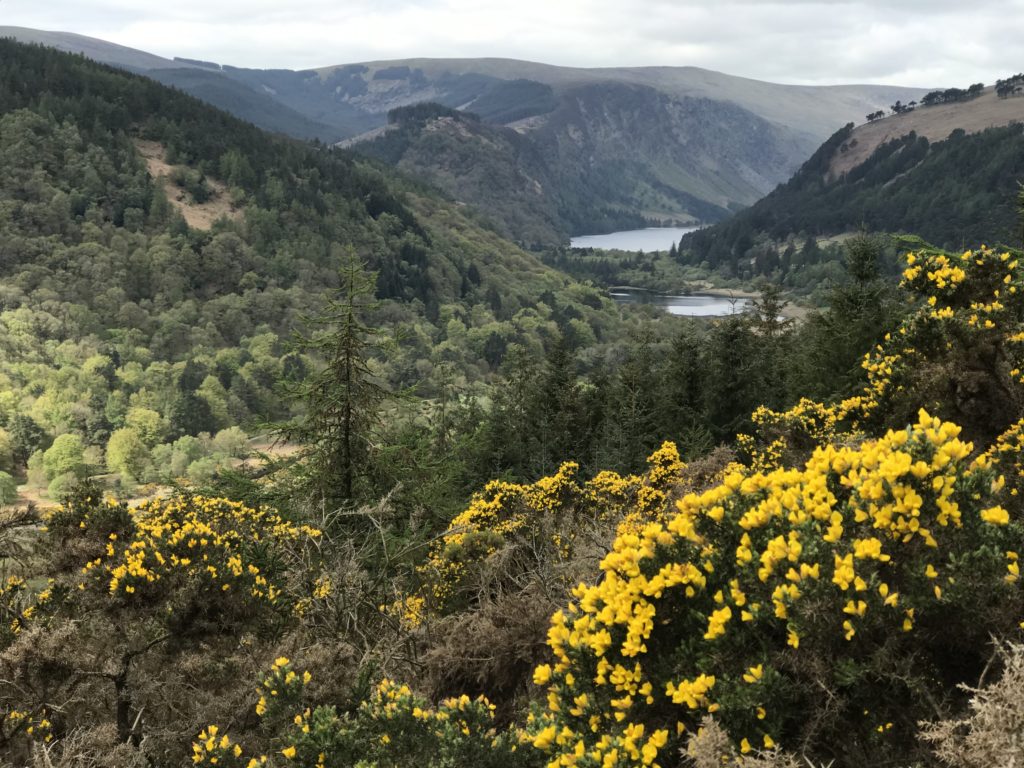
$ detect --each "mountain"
[0,25,188,70]
[0,27,927,242]
[273,59,926,239]
[680,84,1024,277]
[349,104,573,245]
[0,37,635,468]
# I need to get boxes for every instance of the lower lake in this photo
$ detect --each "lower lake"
[570,226,700,252]
[610,288,750,317]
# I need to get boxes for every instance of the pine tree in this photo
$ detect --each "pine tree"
[659,324,712,458]
[529,336,581,475]
[599,333,660,473]
[285,250,391,506]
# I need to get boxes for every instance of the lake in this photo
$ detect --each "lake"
[570,226,700,252]
[610,288,750,317]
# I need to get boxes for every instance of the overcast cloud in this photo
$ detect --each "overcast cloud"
[3,0,1023,86]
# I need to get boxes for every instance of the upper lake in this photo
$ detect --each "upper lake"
[610,289,750,317]
[570,226,700,252]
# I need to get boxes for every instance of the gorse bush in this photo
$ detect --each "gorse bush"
[417,443,692,617]
[46,493,320,615]
[191,659,532,768]
[0,493,326,762]
[519,245,1024,767]
[526,409,1020,767]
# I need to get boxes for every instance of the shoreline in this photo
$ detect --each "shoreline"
[608,285,760,300]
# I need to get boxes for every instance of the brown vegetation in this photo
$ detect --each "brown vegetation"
[829,87,1024,178]
[134,140,240,230]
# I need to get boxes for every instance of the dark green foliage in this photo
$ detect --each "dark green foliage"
[167,392,218,438]
[387,102,477,126]
[284,253,393,506]
[793,235,904,399]
[996,73,1024,99]
[6,416,48,468]
[919,84,984,107]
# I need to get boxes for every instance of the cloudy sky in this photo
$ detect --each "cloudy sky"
[4,0,1023,86]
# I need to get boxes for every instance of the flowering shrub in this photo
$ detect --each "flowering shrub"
[50,495,321,620]
[420,444,688,613]
[738,399,848,473]
[194,662,531,768]
[843,246,1024,438]
[0,493,328,764]
[742,247,1024,475]
[1,707,54,755]
[527,409,1023,767]
[0,574,27,646]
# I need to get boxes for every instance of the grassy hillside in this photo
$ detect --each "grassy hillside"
[829,86,1024,176]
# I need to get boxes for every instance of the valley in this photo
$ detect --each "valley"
[1,19,1024,768]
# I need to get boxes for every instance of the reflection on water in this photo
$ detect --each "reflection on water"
[610,289,749,317]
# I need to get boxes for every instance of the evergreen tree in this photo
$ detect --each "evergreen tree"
[704,314,764,440]
[659,324,711,458]
[8,415,47,468]
[529,336,582,475]
[474,345,540,480]
[285,250,392,506]
[794,233,900,399]
[599,333,660,473]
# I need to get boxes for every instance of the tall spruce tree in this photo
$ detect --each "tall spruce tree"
[286,249,391,506]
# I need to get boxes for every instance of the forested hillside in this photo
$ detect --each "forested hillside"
[681,88,1024,279]
[0,39,874,511]
[0,39,656,503]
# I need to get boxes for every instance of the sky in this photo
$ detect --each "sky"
[3,0,1023,86]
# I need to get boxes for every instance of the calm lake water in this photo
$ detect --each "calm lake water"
[610,289,750,317]
[570,226,699,252]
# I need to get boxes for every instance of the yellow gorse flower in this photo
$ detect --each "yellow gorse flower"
[527,401,1015,765]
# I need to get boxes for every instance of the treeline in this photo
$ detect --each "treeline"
[448,237,904,492]
[387,102,479,126]
[869,82,984,121]
[920,83,984,106]
[997,73,1024,98]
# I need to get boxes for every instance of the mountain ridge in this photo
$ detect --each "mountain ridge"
[0,26,931,242]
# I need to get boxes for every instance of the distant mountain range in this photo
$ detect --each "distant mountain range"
[0,26,928,243]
